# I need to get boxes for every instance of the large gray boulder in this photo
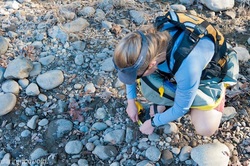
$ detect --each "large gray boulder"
[191,142,230,166]
[4,57,33,79]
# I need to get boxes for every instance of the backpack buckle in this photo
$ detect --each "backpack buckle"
[189,32,199,43]
[189,24,207,43]
[154,16,170,30]
[194,24,207,35]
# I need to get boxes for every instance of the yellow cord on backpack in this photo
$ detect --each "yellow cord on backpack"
[159,86,164,97]
[135,101,143,126]
[135,101,143,114]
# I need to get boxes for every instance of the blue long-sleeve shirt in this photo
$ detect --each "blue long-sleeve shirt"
[126,30,215,126]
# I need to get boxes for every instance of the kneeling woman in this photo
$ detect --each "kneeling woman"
[113,15,239,136]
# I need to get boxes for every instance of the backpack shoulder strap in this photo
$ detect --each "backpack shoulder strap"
[171,32,198,75]
[164,11,209,75]
[165,29,182,76]
[155,11,228,79]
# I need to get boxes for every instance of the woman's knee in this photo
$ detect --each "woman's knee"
[193,123,218,136]
[191,108,222,137]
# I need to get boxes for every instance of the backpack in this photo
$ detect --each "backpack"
[153,11,228,80]
[138,11,237,108]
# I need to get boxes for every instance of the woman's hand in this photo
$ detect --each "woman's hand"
[139,119,154,135]
[126,99,139,122]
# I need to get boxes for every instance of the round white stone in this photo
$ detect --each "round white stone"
[36,70,64,90]
[0,93,17,116]
[65,140,83,154]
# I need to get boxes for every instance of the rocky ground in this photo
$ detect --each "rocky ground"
[0,0,249,166]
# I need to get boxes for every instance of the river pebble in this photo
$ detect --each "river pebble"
[64,18,89,33]
[25,83,40,96]
[163,122,179,134]
[84,83,96,93]
[46,119,73,139]
[39,55,55,66]
[0,153,11,165]
[29,62,42,77]
[179,146,192,162]
[36,70,64,90]
[161,149,174,165]
[38,118,49,126]
[4,57,33,79]
[65,140,83,154]
[30,147,48,160]
[38,93,47,102]
[0,93,17,116]
[85,142,95,151]
[104,129,125,144]
[21,129,31,137]
[94,107,107,119]
[222,106,237,122]
[2,80,20,94]
[145,146,161,162]
[18,79,29,89]
[27,115,39,129]
[0,36,9,54]
[92,145,118,160]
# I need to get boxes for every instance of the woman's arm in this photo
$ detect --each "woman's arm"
[126,83,139,122]
[153,37,215,126]
[126,83,137,99]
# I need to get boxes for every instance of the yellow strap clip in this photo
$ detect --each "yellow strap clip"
[135,101,143,114]
[135,101,143,126]
[137,120,143,126]
[159,86,164,97]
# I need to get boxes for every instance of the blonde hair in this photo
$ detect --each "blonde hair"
[113,25,171,73]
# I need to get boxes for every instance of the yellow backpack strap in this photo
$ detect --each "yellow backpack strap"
[166,12,225,45]
[155,11,228,80]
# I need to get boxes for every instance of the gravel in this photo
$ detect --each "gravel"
[0,0,249,165]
